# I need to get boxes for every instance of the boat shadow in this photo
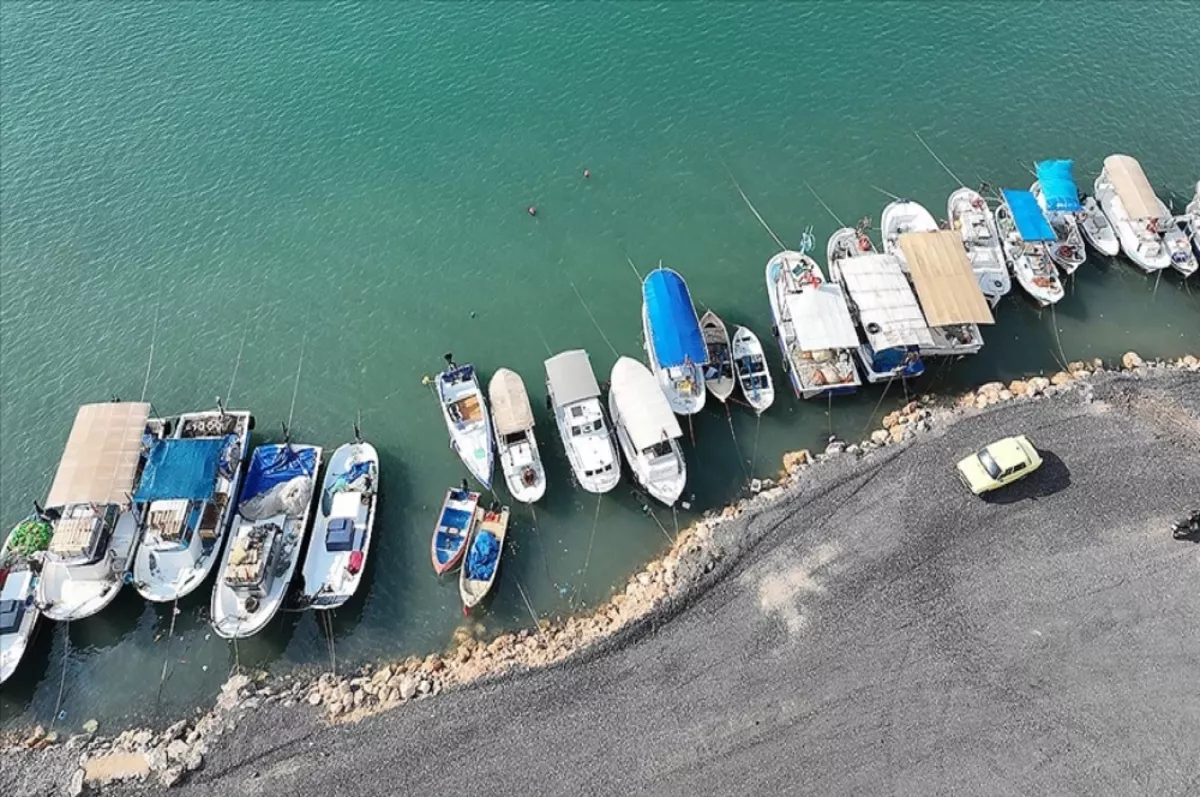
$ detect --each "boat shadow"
[981,450,1071,505]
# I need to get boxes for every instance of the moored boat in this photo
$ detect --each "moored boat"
[459,504,509,611]
[896,231,992,356]
[730,326,774,414]
[947,187,1011,304]
[881,200,938,270]
[430,487,480,575]
[1187,182,1199,257]
[544,350,620,494]
[826,224,876,265]
[436,358,494,488]
[1156,196,1197,278]
[608,357,686,506]
[765,250,861,399]
[1,515,52,684]
[1094,154,1171,273]
[699,310,735,403]
[997,190,1064,306]
[131,409,252,603]
[211,443,321,639]
[488,368,546,503]
[1078,195,1120,257]
[642,268,707,416]
[1032,160,1087,274]
[298,439,378,609]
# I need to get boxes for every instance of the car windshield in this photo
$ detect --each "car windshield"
[977,448,1002,480]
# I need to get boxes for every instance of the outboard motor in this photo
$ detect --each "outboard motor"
[1171,509,1200,540]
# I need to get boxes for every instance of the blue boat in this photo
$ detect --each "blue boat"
[641,268,707,415]
[430,487,480,575]
[997,190,1064,307]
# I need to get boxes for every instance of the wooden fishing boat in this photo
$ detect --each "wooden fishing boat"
[1031,178,1086,274]
[430,487,480,575]
[436,357,493,488]
[459,504,510,611]
[996,193,1064,307]
[1078,195,1120,256]
[948,187,1011,304]
[880,200,938,270]
[489,368,546,503]
[1,515,51,684]
[730,326,774,414]
[1156,195,1197,277]
[699,310,735,403]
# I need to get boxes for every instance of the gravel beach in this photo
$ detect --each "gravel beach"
[5,368,1199,796]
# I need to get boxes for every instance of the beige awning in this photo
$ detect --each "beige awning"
[46,402,151,507]
[488,368,535,435]
[898,231,995,327]
[1104,154,1160,220]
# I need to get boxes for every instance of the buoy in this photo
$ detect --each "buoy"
[421,375,431,386]
[583,169,591,179]
[527,206,537,217]
[470,310,476,319]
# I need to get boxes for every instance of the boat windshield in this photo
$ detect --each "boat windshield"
[977,448,1002,480]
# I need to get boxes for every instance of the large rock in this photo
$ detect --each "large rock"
[888,425,906,444]
[1008,380,1028,396]
[977,382,1004,397]
[870,429,890,446]
[1050,372,1071,386]
[1122,351,1145,369]
[399,675,418,701]
[166,739,190,763]
[1027,376,1050,395]
[781,449,811,474]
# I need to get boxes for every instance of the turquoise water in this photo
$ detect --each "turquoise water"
[1,1,1197,729]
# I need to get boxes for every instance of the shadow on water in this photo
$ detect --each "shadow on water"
[981,450,1071,505]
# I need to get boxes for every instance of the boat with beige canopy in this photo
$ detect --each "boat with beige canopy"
[1094,154,1171,273]
[897,230,994,356]
[488,368,546,503]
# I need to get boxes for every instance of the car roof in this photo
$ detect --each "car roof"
[987,437,1030,470]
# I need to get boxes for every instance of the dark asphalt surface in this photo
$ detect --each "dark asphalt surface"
[21,371,1200,796]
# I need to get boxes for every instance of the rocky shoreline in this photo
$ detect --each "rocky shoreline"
[4,351,1197,795]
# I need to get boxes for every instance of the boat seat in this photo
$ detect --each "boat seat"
[326,517,355,552]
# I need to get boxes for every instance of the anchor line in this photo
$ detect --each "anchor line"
[804,181,846,227]
[528,504,555,588]
[568,280,620,357]
[572,494,603,608]
[140,307,160,402]
[286,333,308,433]
[227,326,249,404]
[858,371,897,441]
[722,161,787,251]
[749,413,762,475]
[51,622,71,728]
[1048,303,1069,371]
[626,256,643,282]
[514,579,542,636]
[870,184,902,202]
[644,502,675,545]
[156,597,182,705]
[724,403,751,485]
[913,129,965,187]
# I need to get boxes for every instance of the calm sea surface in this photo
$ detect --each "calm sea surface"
[1,1,1197,729]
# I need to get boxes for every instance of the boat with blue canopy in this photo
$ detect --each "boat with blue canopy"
[996,190,1064,306]
[1031,160,1086,273]
[131,409,252,603]
[459,504,509,610]
[642,267,707,415]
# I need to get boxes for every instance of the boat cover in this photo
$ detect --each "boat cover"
[464,530,500,580]
[46,402,151,507]
[784,286,859,352]
[241,445,317,502]
[610,357,682,451]
[1104,154,1159,220]
[643,269,706,367]
[1003,189,1057,242]
[545,350,600,407]
[1036,160,1082,212]
[838,255,936,350]
[134,438,226,503]
[899,231,995,327]
[489,368,534,434]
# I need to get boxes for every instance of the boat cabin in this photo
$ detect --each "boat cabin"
[545,349,619,485]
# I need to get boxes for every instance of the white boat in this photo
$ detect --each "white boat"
[1186,182,1199,257]
[894,231,992,356]
[459,504,509,611]
[1030,166,1087,274]
[1095,155,1172,273]
[298,440,378,609]
[1,515,51,684]
[436,359,494,489]
[488,368,546,503]
[544,350,620,494]
[131,410,252,603]
[37,402,162,622]
[1078,195,1120,256]
[699,311,735,403]
[880,200,938,270]
[828,251,933,383]
[827,225,877,265]
[608,357,686,506]
[211,443,321,639]
[947,187,1012,304]
[996,192,1065,307]
[1157,196,1197,278]
[765,250,861,399]
[730,326,774,414]
[642,268,707,415]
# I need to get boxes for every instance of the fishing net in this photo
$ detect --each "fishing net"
[240,476,314,520]
[5,519,53,559]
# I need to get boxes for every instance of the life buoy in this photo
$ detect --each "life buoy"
[856,235,871,252]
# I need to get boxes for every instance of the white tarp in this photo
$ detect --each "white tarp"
[785,286,859,352]
[488,368,535,435]
[545,350,600,407]
[609,357,681,451]
[46,402,151,507]
[839,255,936,350]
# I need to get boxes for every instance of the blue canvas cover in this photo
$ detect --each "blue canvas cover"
[1036,160,1082,212]
[241,444,317,501]
[642,269,707,368]
[465,530,500,580]
[134,438,225,502]
[1003,190,1057,242]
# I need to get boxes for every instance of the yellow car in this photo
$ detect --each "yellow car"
[956,435,1043,495]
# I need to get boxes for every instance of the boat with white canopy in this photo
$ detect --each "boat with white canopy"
[947,187,1011,305]
[699,311,735,403]
[997,190,1064,306]
[131,409,252,603]
[488,368,546,503]
[828,252,932,382]
[211,443,321,639]
[642,268,707,415]
[37,402,162,621]
[1094,154,1171,273]
[881,200,938,270]
[1078,194,1120,257]
[608,357,686,506]
[765,249,861,399]
[436,358,493,489]
[1031,160,1087,274]
[298,438,378,609]
[1,515,51,684]
[731,327,774,414]
[897,231,993,356]
[544,349,620,494]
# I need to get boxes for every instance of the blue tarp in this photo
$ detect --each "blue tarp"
[1036,160,1082,212]
[643,269,706,368]
[465,530,500,580]
[134,438,226,502]
[320,460,374,515]
[1003,189,1057,242]
[241,444,317,501]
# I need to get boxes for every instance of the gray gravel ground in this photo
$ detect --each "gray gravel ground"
[7,370,1199,796]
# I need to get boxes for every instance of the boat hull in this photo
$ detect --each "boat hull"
[38,507,142,622]
[1078,196,1121,257]
[438,365,494,489]
[430,488,480,575]
[608,392,686,506]
[0,525,41,685]
[730,326,774,414]
[948,187,1011,304]
[1094,175,1171,273]
[642,304,706,415]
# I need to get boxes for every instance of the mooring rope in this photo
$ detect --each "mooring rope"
[286,333,307,432]
[140,307,160,402]
[51,622,70,728]
[913,129,965,187]
[227,326,248,404]
[514,578,542,632]
[722,162,787,251]
[749,413,762,475]
[644,502,675,545]
[858,372,897,441]
[724,403,751,485]
[155,598,181,704]
[626,256,643,281]
[528,504,554,588]
[568,280,620,357]
[572,494,603,609]
[1048,303,1070,371]
[804,181,846,227]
